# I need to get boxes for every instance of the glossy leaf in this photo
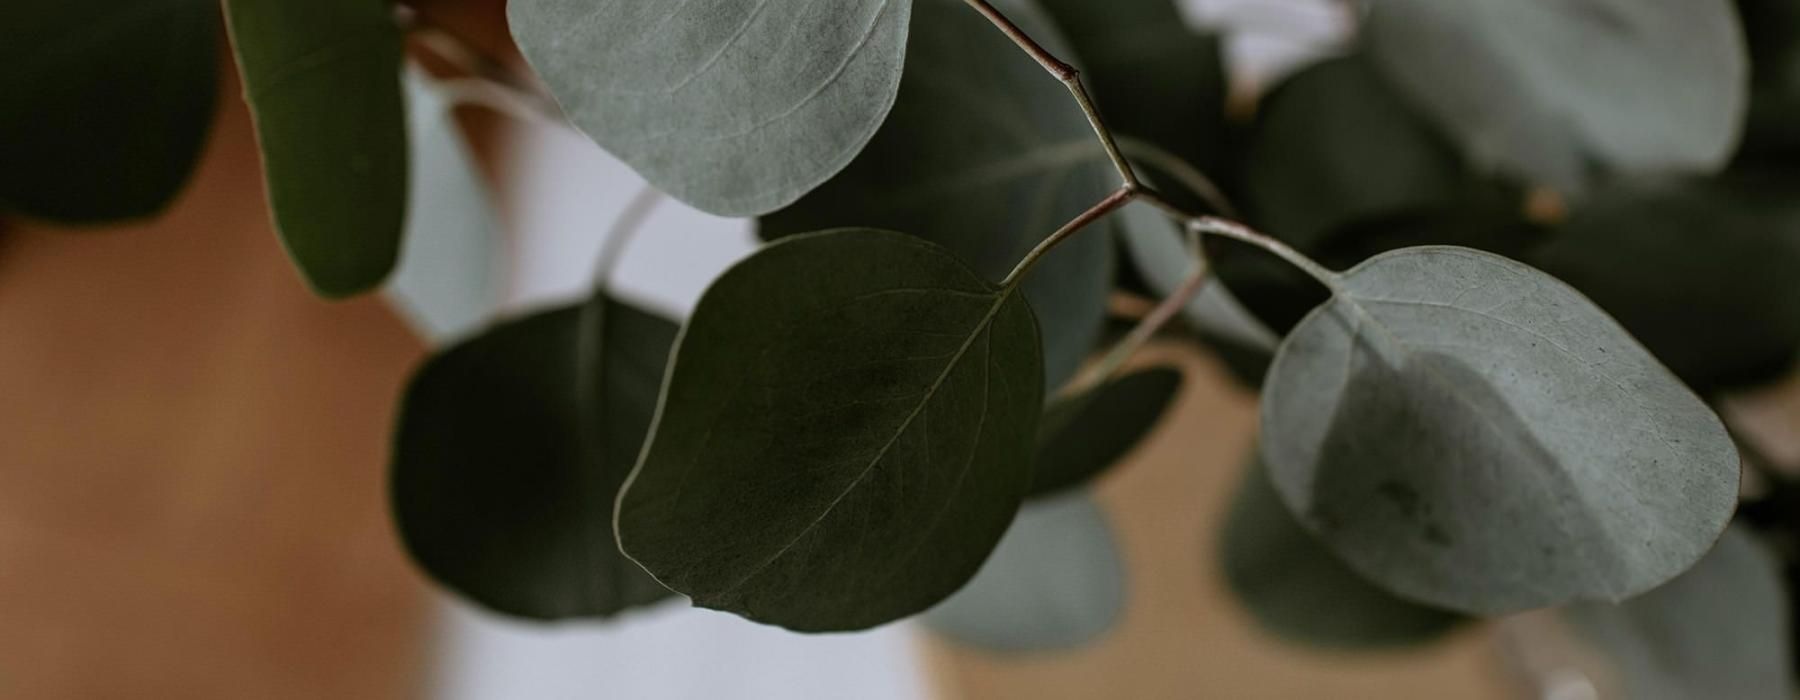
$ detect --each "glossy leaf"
[1261,246,1738,614]
[1563,526,1792,700]
[386,71,503,345]
[0,0,217,222]
[1244,54,1488,249]
[392,299,678,620]
[761,0,1112,392]
[1037,0,1227,181]
[617,229,1043,631]
[1532,174,1800,393]
[509,0,912,216]
[1365,0,1748,192]
[224,0,408,297]
[1029,366,1182,498]
[922,491,1125,653]
[1221,450,1464,649]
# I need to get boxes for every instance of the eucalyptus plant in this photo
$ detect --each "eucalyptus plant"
[7,0,1800,694]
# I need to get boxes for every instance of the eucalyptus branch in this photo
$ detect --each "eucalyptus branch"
[1115,136,1240,218]
[1071,230,1212,395]
[1000,186,1135,289]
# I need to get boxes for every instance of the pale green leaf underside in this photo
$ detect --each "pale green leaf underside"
[224,0,408,297]
[618,229,1043,631]
[510,0,913,216]
[762,0,1113,391]
[922,490,1125,652]
[1261,246,1737,614]
[1562,526,1792,700]
[1367,0,1748,191]
[1118,201,1279,351]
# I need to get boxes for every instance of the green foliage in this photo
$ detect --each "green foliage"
[392,299,677,620]
[1029,367,1182,498]
[508,0,913,216]
[0,0,217,222]
[224,0,408,297]
[1261,247,1738,614]
[617,229,1042,631]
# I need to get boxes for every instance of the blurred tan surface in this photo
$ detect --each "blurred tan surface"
[0,67,431,698]
[924,345,1516,700]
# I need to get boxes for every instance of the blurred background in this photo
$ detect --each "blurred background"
[1,0,1732,697]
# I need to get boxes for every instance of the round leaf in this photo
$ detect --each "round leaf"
[224,0,409,297]
[0,0,218,222]
[617,229,1044,631]
[1365,0,1749,191]
[922,491,1125,653]
[1221,450,1465,649]
[509,0,913,216]
[1563,526,1792,700]
[393,300,678,620]
[760,0,1112,392]
[1029,366,1182,498]
[1261,246,1738,614]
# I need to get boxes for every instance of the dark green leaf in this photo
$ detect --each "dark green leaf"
[618,229,1044,631]
[1365,0,1748,192]
[1737,0,1800,163]
[1531,174,1800,393]
[1261,246,1738,614]
[509,0,912,216]
[392,299,678,620]
[922,490,1125,652]
[1563,526,1792,700]
[1029,366,1182,498]
[761,0,1112,393]
[0,0,217,222]
[224,0,408,297]
[1221,450,1465,649]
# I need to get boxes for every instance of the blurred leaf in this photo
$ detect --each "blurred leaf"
[1531,174,1800,393]
[385,71,503,345]
[1261,246,1738,614]
[1037,0,1227,186]
[224,0,408,297]
[1243,54,1494,249]
[1563,526,1793,700]
[1365,0,1748,192]
[1118,201,1281,353]
[761,0,1112,393]
[509,0,912,216]
[1736,0,1800,163]
[392,299,677,620]
[618,230,1043,631]
[1029,366,1182,498]
[1221,450,1465,649]
[922,490,1125,653]
[0,0,217,222]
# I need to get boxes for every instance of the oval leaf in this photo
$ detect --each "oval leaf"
[1261,246,1738,614]
[922,490,1125,653]
[617,229,1044,631]
[1562,526,1792,700]
[1221,449,1465,649]
[1029,366,1182,498]
[224,0,408,297]
[1366,0,1749,191]
[0,0,217,222]
[509,0,913,216]
[393,299,678,620]
[761,0,1112,392]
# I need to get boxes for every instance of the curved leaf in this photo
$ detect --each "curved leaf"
[1261,246,1738,614]
[922,490,1125,653]
[1365,0,1749,191]
[1563,526,1792,700]
[618,229,1043,631]
[1029,366,1182,498]
[224,0,407,297]
[0,0,217,222]
[392,299,678,620]
[761,0,1112,392]
[1221,449,1465,649]
[509,0,913,216]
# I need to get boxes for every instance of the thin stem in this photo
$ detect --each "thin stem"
[1115,136,1240,218]
[1191,216,1343,293]
[1000,187,1135,290]
[1071,243,1211,395]
[962,0,1139,188]
[591,186,665,288]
